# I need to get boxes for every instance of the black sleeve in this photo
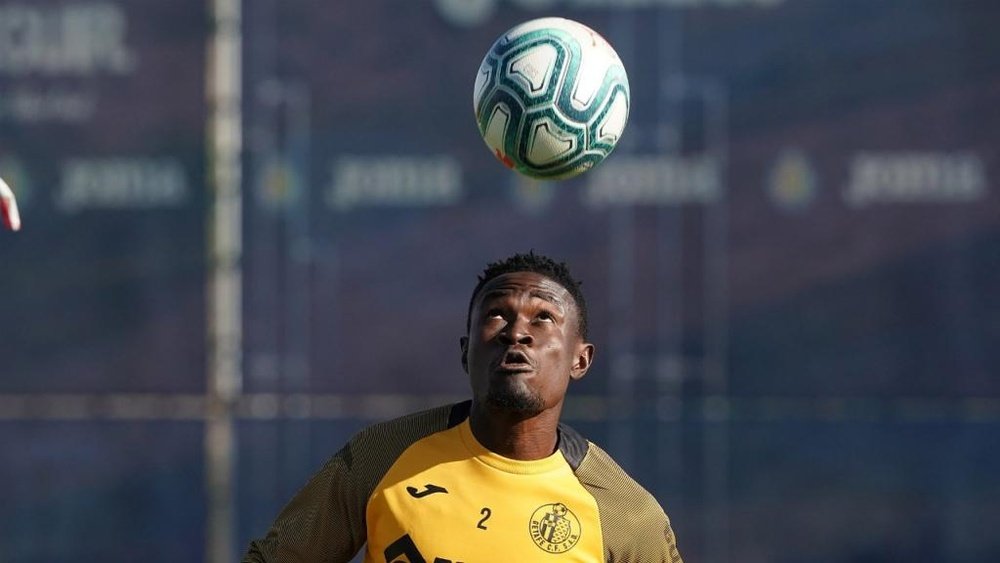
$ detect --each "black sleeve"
[243,444,367,563]
[242,402,461,562]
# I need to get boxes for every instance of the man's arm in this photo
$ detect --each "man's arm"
[243,444,367,563]
[633,504,683,563]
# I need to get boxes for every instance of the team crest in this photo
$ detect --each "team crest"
[529,502,581,553]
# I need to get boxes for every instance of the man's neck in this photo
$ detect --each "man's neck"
[468,401,562,461]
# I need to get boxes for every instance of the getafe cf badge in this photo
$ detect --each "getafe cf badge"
[529,502,581,553]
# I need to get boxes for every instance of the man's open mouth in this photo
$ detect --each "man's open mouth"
[496,349,533,372]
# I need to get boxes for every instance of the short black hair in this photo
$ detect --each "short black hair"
[466,251,589,339]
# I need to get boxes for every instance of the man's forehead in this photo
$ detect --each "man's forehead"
[476,272,571,303]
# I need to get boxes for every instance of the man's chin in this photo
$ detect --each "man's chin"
[485,387,544,415]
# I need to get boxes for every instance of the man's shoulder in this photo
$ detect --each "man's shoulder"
[575,440,655,497]
[571,436,667,521]
[343,400,470,465]
[354,401,458,436]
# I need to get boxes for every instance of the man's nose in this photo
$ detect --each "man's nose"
[499,317,533,345]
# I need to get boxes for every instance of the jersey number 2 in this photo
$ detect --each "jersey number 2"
[477,507,491,530]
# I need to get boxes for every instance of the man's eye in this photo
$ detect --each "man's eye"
[486,309,504,319]
[537,311,554,322]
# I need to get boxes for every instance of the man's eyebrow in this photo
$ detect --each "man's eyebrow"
[479,289,512,302]
[529,289,566,306]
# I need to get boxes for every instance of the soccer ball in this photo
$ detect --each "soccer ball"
[473,17,630,180]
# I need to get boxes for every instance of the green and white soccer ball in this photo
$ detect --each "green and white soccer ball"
[473,17,630,180]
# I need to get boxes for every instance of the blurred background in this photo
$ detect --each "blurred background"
[1,0,999,561]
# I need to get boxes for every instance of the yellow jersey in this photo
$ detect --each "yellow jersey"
[244,401,682,562]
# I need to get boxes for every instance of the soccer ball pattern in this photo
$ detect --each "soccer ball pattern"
[473,18,630,180]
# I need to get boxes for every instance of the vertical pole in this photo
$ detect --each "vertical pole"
[206,0,242,561]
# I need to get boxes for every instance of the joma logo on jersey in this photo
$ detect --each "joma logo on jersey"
[529,503,581,553]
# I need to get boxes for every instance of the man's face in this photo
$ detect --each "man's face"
[462,272,594,416]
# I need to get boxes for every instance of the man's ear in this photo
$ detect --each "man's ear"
[459,336,469,374]
[570,342,595,381]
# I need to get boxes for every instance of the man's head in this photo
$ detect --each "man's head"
[461,252,594,417]
[465,251,589,339]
